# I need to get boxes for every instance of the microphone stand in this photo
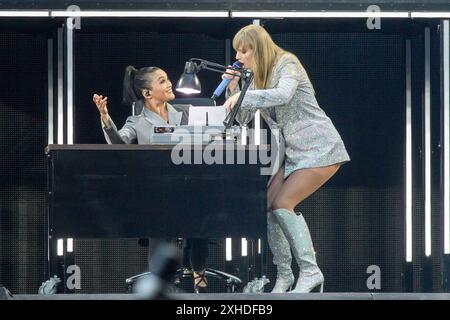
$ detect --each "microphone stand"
[222,68,253,129]
[183,58,254,130]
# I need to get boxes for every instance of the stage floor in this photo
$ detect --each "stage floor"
[10,293,450,300]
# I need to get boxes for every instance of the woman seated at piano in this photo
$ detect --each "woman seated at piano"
[93,65,209,293]
[94,66,188,144]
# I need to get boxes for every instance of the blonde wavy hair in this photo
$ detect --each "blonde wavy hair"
[233,24,311,91]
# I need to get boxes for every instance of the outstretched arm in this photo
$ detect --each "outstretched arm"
[93,93,137,144]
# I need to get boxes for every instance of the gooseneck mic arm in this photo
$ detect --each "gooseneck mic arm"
[180,58,253,129]
[223,68,253,129]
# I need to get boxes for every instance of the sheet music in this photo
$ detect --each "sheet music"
[188,106,227,126]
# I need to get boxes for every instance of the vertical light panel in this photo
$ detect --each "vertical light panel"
[67,238,73,253]
[226,238,232,261]
[241,238,248,256]
[406,40,413,262]
[47,38,54,266]
[253,19,261,146]
[48,39,54,145]
[254,111,261,146]
[424,27,432,257]
[57,239,64,256]
[57,28,64,144]
[443,20,450,254]
[241,126,247,145]
[66,20,74,144]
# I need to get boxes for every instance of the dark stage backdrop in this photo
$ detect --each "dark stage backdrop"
[1,19,427,293]
[273,30,405,292]
[0,32,48,294]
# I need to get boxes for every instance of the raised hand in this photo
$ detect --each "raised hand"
[222,66,241,92]
[223,92,240,113]
[93,94,110,126]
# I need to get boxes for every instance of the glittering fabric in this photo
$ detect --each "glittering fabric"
[273,208,324,292]
[267,212,294,291]
[229,53,350,179]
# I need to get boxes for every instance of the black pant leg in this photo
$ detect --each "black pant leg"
[188,238,209,271]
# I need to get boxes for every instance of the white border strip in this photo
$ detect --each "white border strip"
[425,27,432,257]
[51,11,229,18]
[0,11,49,17]
[411,12,450,19]
[232,11,410,18]
[406,39,413,262]
[443,20,450,254]
[1,10,450,19]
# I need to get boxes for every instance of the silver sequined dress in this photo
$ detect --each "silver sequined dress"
[229,53,350,178]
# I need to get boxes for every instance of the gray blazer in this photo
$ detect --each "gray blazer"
[102,103,190,144]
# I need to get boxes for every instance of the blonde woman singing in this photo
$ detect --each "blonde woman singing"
[224,25,350,293]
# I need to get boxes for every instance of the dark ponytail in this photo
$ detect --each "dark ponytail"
[122,65,138,107]
[122,65,160,108]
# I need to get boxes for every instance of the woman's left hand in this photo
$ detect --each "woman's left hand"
[223,93,240,113]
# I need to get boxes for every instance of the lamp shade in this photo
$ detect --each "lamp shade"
[176,61,201,94]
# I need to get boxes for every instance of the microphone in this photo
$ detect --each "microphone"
[211,61,243,100]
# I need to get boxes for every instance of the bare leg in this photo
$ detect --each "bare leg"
[271,163,340,293]
[266,166,295,292]
[272,164,340,212]
[267,165,285,210]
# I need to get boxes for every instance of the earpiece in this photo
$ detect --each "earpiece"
[146,90,152,97]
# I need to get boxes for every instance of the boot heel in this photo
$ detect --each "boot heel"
[313,280,324,293]
[310,281,324,293]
